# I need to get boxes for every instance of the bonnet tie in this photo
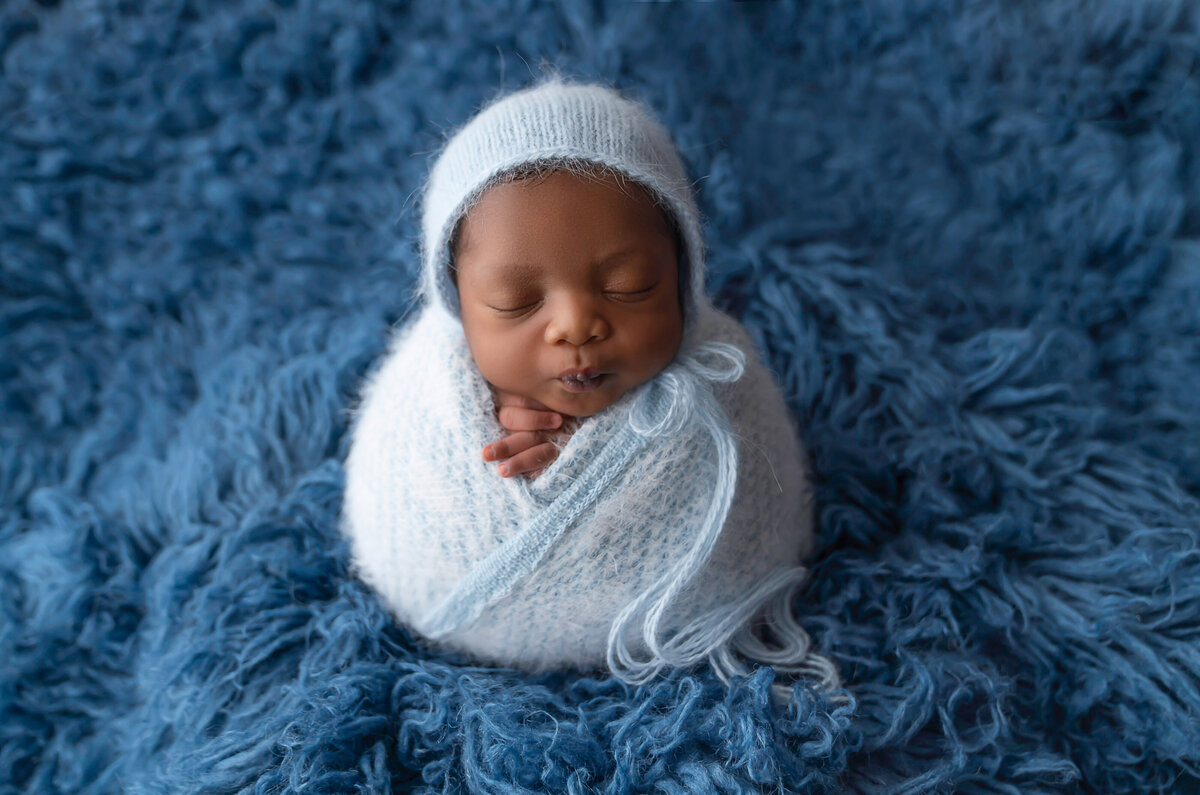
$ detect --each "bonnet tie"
[420,342,746,643]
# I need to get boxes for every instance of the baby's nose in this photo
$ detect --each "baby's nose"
[545,296,609,346]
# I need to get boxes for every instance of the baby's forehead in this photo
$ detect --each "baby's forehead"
[469,165,664,217]
[453,168,676,252]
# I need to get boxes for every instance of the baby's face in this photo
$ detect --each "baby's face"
[453,169,683,418]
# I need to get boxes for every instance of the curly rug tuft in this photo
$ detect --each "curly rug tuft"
[2,1,1199,791]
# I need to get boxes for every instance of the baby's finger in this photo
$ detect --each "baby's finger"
[495,442,559,478]
[497,405,563,433]
[482,431,544,462]
[491,388,554,412]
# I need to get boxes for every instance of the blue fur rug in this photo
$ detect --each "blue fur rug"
[3,1,1199,792]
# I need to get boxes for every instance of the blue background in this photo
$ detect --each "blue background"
[2,0,1199,791]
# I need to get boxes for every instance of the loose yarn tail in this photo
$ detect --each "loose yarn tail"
[720,574,845,705]
[605,354,740,684]
[606,342,840,700]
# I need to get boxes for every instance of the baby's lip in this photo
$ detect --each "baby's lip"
[557,367,604,380]
[557,369,608,394]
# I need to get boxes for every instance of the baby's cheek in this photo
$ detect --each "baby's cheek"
[467,334,522,387]
[480,352,535,396]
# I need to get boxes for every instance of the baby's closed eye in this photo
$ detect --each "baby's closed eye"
[603,281,659,301]
[487,293,543,314]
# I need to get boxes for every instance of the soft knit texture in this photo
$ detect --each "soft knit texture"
[343,303,839,692]
[5,1,1200,792]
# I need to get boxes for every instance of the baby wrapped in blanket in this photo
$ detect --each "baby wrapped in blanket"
[343,78,839,696]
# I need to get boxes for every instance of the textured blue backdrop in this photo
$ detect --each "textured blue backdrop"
[2,0,1199,792]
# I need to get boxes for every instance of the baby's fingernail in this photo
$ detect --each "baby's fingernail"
[498,464,509,477]
[482,445,494,461]
[548,414,562,428]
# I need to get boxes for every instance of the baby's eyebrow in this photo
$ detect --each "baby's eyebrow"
[482,261,541,285]
[595,247,639,266]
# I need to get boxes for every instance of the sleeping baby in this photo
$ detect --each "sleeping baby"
[342,78,839,698]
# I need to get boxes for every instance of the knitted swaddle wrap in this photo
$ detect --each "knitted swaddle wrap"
[343,304,837,690]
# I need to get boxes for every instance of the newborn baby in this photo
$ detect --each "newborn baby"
[342,78,839,696]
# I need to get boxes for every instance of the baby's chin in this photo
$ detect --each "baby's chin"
[538,376,631,418]
[540,393,620,420]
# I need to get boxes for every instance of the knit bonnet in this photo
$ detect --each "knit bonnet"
[420,77,709,326]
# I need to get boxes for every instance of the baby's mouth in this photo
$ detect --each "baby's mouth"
[558,369,608,393]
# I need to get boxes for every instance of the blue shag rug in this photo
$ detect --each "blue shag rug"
[3,1,1199,792]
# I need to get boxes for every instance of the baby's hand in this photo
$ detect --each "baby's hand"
[483,388,571,478]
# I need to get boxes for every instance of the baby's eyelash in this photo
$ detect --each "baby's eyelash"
[605,284,658,300]
[489,300,542,314]
[487,283,658,313]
